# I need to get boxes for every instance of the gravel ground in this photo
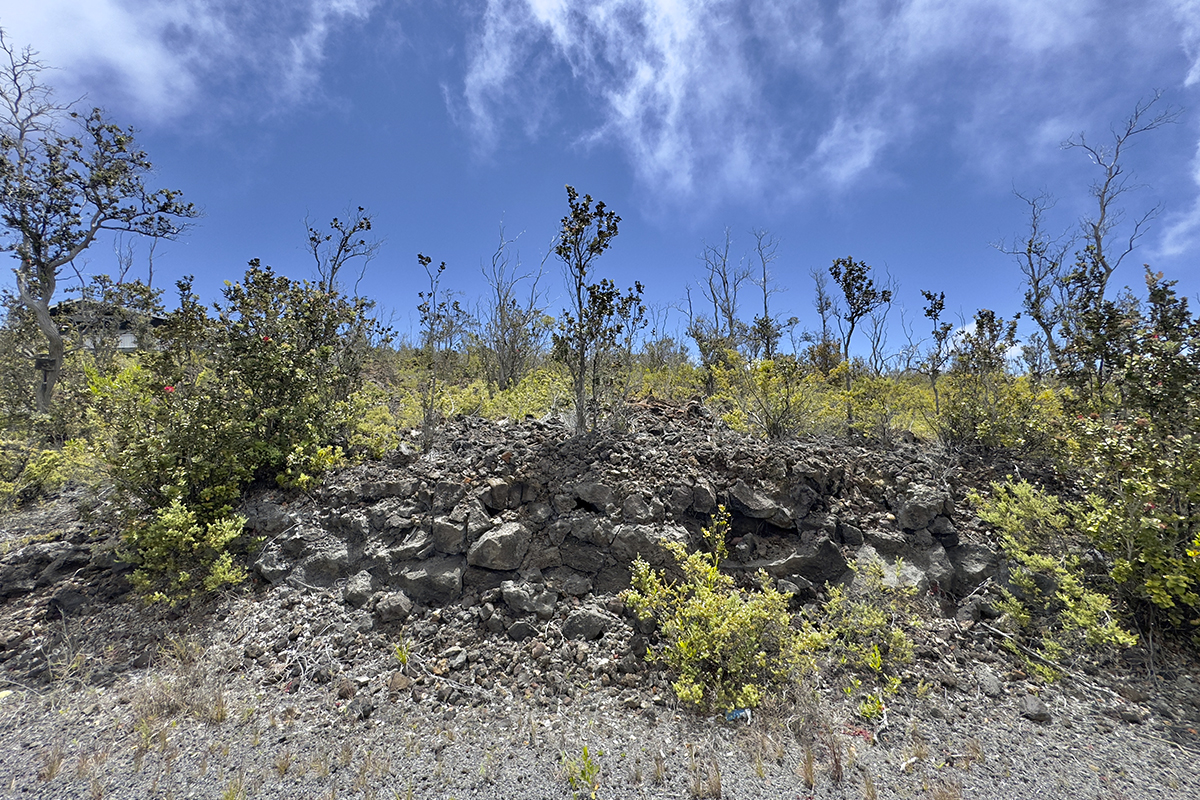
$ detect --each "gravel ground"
[1,577,1198,800]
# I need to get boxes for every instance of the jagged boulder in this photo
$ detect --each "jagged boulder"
[562,607,611,640]
[501,580,557,619]
[894,484,952,531]
[467,522,530,571]
[575,482,616,512]
[375,591,413,622]
[742,536,848,585]
[398,557,463,603]
[610,524,688,567]
[728,480,793,528]
[343,569,375,607]
[947,542,998,593]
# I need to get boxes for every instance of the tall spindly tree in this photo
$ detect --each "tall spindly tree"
[552,185,643,434]
[0,30,196,413]
[829,256,892,428]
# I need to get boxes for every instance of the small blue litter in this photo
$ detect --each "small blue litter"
[724,708,752,723]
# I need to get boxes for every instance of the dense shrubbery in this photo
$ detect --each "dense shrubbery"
[624,507,927,712]
[92,265,385,515]
[624,507,813,711]
[84,265,389,598]
[972,481,1136,677]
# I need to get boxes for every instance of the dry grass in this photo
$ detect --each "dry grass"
[826,730,844,785]
[965,736,985,766]
[37,741,65,781]
[273,748,293,778]
[864,770,878,800]
[686,746,721,800]
[130,636,231,728]
[797,745,815,789]
[929,777,963,800]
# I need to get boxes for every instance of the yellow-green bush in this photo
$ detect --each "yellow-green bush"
[0,437,98,507]
[1074,418,1200,632]
[819,563,917,675]
[631,361,706,403]
[480,366,572,419]
[972,480,1136,677]
[711,354,836,440]
[623,507,815,711]
[123,499,250,603]
[940,374,1067,453]
[847,374,935,442]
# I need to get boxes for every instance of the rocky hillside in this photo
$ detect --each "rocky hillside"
[0,405,1197,799]
[248,400,999,614]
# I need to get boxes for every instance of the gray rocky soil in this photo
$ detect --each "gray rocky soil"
[1,404,1198,799]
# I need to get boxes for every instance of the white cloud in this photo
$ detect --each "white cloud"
[461,0,1192,205]
[1161,139,1200,257]
[1171,0,1200,86]
[0,0,378,120]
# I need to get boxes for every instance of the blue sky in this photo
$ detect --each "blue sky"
[2,1,1200,348]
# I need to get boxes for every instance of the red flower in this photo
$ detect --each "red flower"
[163,385,175,393]
[262,335,272,342]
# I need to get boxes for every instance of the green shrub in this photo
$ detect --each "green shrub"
[0,437,97,507]
[90,265,386,600]
[480,366,572,419]
[847,374,934,443]
[940,374,1066,453]
[711,353,834,440]
[123,499,249,603]
[819,562,917,676]
[623,507,814,711]
[1073,418,1200,632]
[972,480,1136,676]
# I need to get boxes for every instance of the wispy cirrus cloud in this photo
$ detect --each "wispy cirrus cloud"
[461,0,1193,206]
[1161,0,1200,257]
[0,0,378,120]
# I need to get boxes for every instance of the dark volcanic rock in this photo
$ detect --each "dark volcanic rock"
[466,522,530,571]
[398,557,464,603]
[562,607,611,641]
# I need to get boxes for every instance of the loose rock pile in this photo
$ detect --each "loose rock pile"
[246,406,1000,635]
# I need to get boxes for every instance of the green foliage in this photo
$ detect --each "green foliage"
[93,265,382,514]
[123,499,249,603]
[551,185,646,433]
[940,372,1065,454]
[847,373,933,444]
[90,265,385,600]
[1051,271,1200,635]
[712,352,829,440]
[478,366,571,419]
[1074,418,1200,631]
[624,507,812,711]
[818,562,918,690]
[828,256,892,427]
[971,480,1137,672]
[935,309,1069,452]
[635,360,706,402]
[560,745,602,799]
[0,437,95,506]
[345,383,405,459]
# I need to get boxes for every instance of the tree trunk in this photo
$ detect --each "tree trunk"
[17,272,62,413]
